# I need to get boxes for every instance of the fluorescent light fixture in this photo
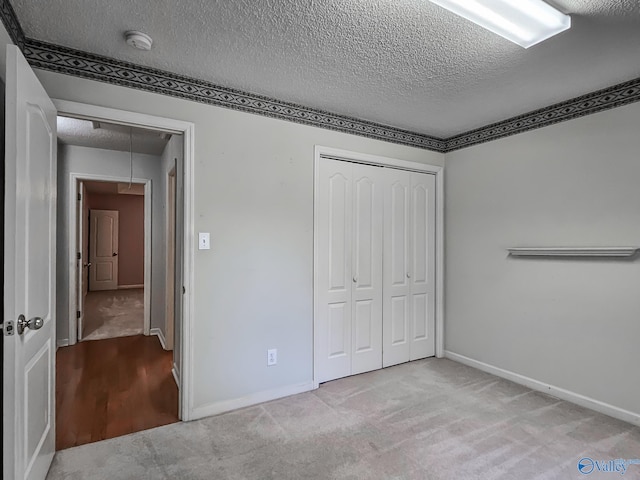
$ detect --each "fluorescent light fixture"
[429,0,571,48]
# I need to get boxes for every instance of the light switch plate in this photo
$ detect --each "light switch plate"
[267,349,277,366]
[198,232,210,250]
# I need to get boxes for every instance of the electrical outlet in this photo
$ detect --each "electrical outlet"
[267,348,277,366]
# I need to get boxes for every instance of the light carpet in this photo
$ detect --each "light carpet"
[47,358,640,479]
[82,289,144,341]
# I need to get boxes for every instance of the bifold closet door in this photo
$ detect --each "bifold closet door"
[382,170,412,367]
[316,159,383,383]
[408,172,436,360]
[317,159,352,382]
[351,165,383,376]
[383,171,436,367]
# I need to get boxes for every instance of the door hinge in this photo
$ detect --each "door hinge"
[77,193,81,201]
[77,311,81,319]
[2,320,15,336]
[77,252,81,260]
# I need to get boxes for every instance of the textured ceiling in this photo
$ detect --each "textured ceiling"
[57,116,170,155]
[12,0,640,137]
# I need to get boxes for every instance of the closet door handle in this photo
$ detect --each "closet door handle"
[406,272,411,279]
[353,277,357,283]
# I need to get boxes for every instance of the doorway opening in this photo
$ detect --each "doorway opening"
[81,180,146,341]
[55,115,184,450]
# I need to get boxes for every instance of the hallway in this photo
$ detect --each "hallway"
[56,334,179,450]
[82,288,144,341]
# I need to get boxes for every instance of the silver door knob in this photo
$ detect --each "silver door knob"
[17,314,44,335]
[406,273,411,279]
[353,277,357,283]
[83,262,92,267]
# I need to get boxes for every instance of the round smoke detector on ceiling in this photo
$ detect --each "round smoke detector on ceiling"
[125,31,153,51]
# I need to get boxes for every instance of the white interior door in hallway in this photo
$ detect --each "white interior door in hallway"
[89,209,119,291]
[315,157,436,383]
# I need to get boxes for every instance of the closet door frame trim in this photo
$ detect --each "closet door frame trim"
[313,146,444,389]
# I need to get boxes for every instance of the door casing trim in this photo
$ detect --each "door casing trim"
[68,175,152,341]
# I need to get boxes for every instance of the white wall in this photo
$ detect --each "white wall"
[38,68,443,413]
[57,144,166,342]
[445,102,640,418]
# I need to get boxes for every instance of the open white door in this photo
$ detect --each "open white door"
[166,168,176,350]
[76,181,89,340]
[3,45,57,480]
[89,209,119,291]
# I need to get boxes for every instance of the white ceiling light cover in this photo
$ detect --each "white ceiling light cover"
[125,30,153,50]
[429,0,571,48]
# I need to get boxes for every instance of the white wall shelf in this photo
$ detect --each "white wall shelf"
[507,247,640,257]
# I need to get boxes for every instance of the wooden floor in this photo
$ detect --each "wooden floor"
[56,334,179,451]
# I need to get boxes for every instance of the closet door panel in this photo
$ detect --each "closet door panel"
[328,302,349,357]
[354,300,373,353]
[412,294,428,341]
[409,173,436,360]
[351,165,383,375]
[328,174,350,293]
[390,296,408,345]
[390,182,409,286]
[412,183,428,285]
[316,159,353,382]
[383,170,412,367]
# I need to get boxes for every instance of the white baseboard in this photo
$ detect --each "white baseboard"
[56,338,70,349]
[150,327,168,350]
[118,284,144,290]
[191,381,315,421]
[444,351,640,427]
[172,363,180,389]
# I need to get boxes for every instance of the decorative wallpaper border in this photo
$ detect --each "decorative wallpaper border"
[3,0,640,153]
[23,39,447,153]
[0,0,24,49]
[445,77,640,151]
